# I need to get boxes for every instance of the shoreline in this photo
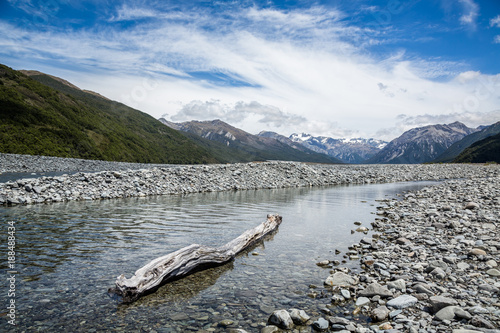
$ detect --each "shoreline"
[0,153,498,331]
[263,174,499,333]
[0,153,499,207]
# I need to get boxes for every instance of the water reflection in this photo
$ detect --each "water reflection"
[0,181,437,332]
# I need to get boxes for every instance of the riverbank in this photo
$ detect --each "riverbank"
[1,154,499,332]
[0,153,499,206]
[0,152,175,174]
[262,174,499,332]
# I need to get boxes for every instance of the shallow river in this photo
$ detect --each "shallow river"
[0,181,437,332]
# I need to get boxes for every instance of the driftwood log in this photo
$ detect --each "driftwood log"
[111,213,282,303]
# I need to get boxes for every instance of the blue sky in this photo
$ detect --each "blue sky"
[1,0,499,140]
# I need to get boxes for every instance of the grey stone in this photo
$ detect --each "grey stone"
[355,297,370,307]
[371,306,390,322]
[430,267,447,279]
[486,268,500,277]
[268,310,294,330]
[312,317,329,331]
[340,289,351,299]
[324,272,358,287]
[358,282,393,298]
[386,295,418,309]
[470,315,496,329]
[288,308,310,325]
[435,306,472,321]
[261,326,279,333]
[429,295,458,313]
[387,279,406,291]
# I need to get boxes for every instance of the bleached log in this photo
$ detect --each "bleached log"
[111,213,282,303]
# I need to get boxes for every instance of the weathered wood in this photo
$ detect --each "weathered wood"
[111,214,282,303]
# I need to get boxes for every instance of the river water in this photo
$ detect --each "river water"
[0,181,437,332]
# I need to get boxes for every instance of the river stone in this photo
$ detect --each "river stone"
[428,259,449,271]
[324,272,358,287]
[386,295,418,309]
[268,310,294,330]
[486,260,497,268]
[430,267,447,279]
[312,317,329,331]
[429,295,458,313]
[219,319,234,327]
[469,248,487,256]
[340,289,351,299]
[452,330,483,333]
[358,282,393,298]
[261,326,279,333]
[387,279,406,291]
[435,306,472,321]
[465,202,480,210]
[486,268,500,277]
[471,315,496,329]
[329,317,350,326]
[356,297,371,307]
[371,306,390,322]
[288,308,310,325]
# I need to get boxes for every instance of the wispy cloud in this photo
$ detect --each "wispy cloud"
[1,2,498,140]
[108,5,159,22]
[489,15,500,28]
[458,0,479,29]
[171,100,306,128]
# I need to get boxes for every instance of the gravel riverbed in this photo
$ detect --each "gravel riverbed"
[0,154,499,332]
[261,173,499,333]
[0,153,498,207]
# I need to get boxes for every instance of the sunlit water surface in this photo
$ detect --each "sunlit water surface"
[0,181,437,332]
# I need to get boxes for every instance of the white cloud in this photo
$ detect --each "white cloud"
[1,4,499,140]
[490,15,500,27]
[458,0,479,28]
[494,35,500,44]
[109,5,159,22]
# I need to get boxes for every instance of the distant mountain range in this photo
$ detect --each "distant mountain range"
[159,119,343,164]
[287,133,387,164]
[1,63,498,165]
[366,122,477,164]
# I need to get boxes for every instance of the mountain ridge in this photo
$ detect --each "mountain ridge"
[0,64,217,164]
[366,122,477,164]
[160,119,343,164]
[432,121,500,163]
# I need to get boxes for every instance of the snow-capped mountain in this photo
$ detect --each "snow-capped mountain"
[159,119,343,163]
[367,121,477,164]
[288,133,388,164]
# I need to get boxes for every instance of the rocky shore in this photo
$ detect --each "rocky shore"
[1,154,499,332]
[0,153,498,207]
[261,172,499,333]
[0,152,173,174]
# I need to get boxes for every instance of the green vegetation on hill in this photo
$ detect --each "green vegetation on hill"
[0,64,217,164]
[453,133,500,164]
[433,122,500,163]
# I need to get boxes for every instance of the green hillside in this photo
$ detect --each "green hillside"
[0,64,217,164]
[453,133,500,164]
[432,122,500,163]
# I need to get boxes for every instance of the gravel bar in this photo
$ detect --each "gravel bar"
[0,153,498,206]
[264,168,500,333]
[1,153,499,332]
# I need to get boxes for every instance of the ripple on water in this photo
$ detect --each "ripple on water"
[0,181,437,332]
